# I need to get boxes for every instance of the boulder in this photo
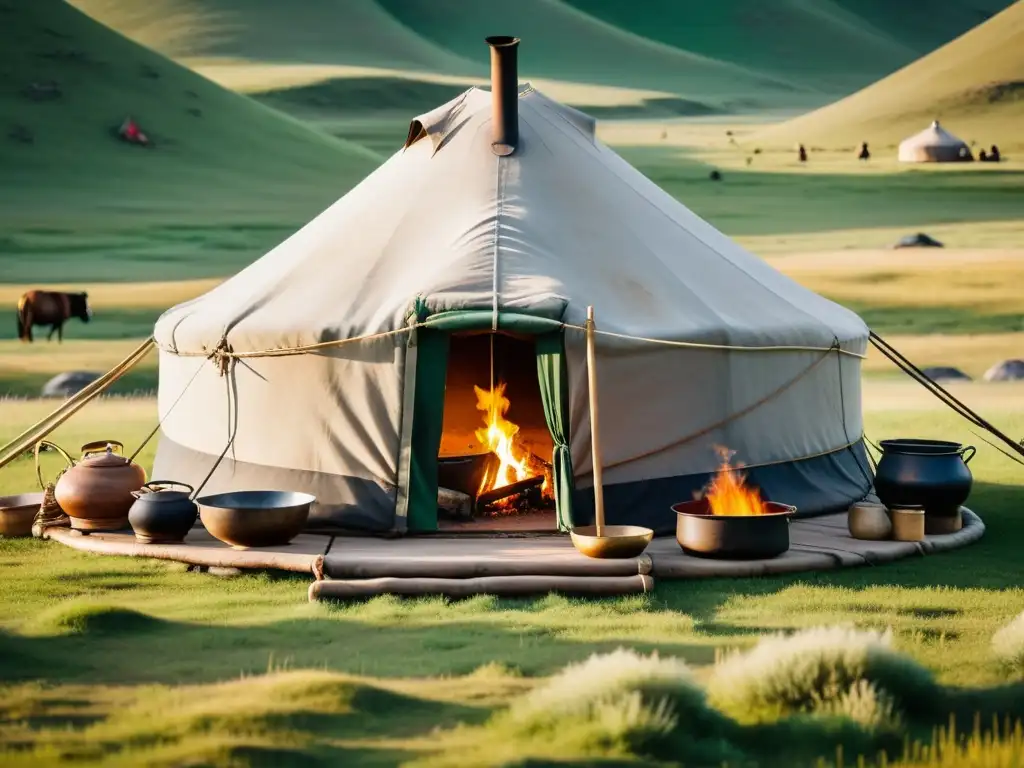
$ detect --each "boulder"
[983,359,1024,382]
[921,366,971,382]
[41,371,100,398]
[894,232,943,249]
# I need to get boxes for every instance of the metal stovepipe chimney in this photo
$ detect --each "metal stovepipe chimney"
[485,36,520,156]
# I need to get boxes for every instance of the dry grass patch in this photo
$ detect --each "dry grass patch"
[993,612,1024,678]
[707,626,940,724]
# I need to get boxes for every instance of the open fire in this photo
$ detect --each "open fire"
[701,446,769,516]
[473,382,551,509]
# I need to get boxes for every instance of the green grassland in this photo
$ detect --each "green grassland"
[3,2,1024,765]
[755,1,1024,150]
[2,395,1024,766]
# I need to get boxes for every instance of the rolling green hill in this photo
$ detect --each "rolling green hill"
[565,0,1011,94]
[753,1,1024,150]
[67,0,478,76]
[0,0,381,281]
[68,0,818,112]
[69,0,1014,115]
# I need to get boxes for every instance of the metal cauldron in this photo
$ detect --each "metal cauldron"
[873,439,975,519]
[673,499,795,559]
[196,490,315,549]
[437,452,499,498]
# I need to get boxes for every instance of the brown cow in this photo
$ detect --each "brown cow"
[16,290,92,343]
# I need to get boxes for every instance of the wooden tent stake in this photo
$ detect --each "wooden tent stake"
[586,306,605,537]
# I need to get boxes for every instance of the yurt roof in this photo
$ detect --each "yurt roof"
[156,54,866,358]
[899,120,969,150]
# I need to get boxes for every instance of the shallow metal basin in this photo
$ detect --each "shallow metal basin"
[570,524,654,559]
[196,490,315,549]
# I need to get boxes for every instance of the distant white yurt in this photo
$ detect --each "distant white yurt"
[898,120,973,163]
[151,37,873,536]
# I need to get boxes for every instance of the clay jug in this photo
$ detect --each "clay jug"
[39,441,147,532]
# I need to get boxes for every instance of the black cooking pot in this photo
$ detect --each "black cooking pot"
[873,439,975,518]
[437,452,499,498]
[128,481,198,544]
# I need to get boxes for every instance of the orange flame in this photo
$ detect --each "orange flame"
[703,446,767,516]
[473,382,552,500]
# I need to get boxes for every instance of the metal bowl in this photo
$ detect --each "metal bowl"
[570,524,654,559]
[0,492,44,538]
[672,498,795,559]
[196,490,315,549]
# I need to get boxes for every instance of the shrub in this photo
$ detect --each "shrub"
[708,625,939,725]
[464,648,742,765]
[993,611,1024,677]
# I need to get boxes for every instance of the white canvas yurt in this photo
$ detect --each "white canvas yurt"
[898,120,973,163]
[152,37,873,535]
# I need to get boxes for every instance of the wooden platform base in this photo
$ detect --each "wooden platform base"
[309,574,654,600]
[43,508,986,599]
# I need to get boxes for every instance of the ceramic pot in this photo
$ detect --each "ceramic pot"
[891,505,925,542]
[129,481,198,544]
[874,439,974,518]
[44,442,147,532]
[848,501,892,540]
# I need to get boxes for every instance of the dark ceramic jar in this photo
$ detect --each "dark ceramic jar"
[874,439,975,518]
[128,481,198,544]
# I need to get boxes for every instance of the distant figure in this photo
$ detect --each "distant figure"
[958,145,973,161]
[798,143,807,162]
[858,141,870,161]
[990,144,1001,162]
[745,156,753,166]
[979,148,988,161]
[118,116,150,146]
[660,130,667,140]
[16,290,92,343]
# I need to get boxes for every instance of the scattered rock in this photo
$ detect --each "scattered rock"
[186,107,202,118]
[140,64,160,80]
[22,81,61,101]
[921,366,971,382]
[709,170,722,181]
[893,232,943,249]
[8,124,33,144]
[753,148,762,155]
[983,359,1024,382]
[41,371,101,398]
[185,90,199,100]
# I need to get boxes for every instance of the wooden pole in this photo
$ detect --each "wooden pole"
[586,306,605,537]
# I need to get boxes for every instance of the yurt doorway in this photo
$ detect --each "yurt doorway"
[439,331,554,530]
[404,313,573,534]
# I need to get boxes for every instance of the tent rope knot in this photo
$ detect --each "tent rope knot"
[209,339,233,376]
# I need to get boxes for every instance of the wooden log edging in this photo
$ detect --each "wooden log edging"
[323,552,647,580]
[309,573,654,601]
[46,528,322,574]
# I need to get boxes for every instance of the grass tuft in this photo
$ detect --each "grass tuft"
[707,625,941,724]
[419,648,743,766]
[891,717,1024,767]
[26,602,164,637]
[993,612,1024,678]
